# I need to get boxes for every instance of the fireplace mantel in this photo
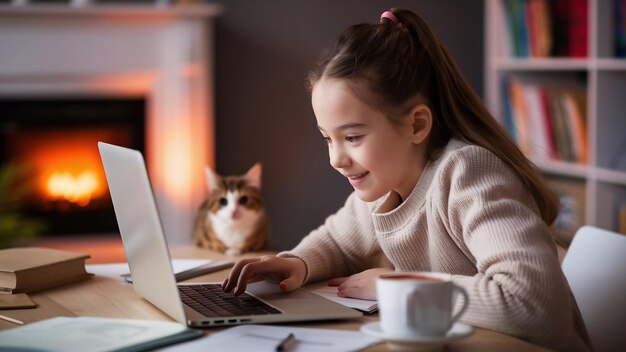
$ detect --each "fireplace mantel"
[0,4,222,244]
[0,4,220,19]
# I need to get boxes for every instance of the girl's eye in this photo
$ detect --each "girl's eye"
[219,198,228,206]
[345,135,362,143]
[239,196,249,205]
[322,136,331,145]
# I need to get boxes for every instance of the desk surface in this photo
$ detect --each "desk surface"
[0,246,548,351]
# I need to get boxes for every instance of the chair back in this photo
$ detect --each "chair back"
[562,226,626,351]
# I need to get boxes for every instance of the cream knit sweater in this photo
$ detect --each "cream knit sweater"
[281,139,590,351]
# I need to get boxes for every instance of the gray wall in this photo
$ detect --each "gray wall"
[212,1,484,250]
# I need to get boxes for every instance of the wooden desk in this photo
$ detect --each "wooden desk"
[0,247,548,351]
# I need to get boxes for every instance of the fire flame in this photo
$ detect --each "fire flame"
[46,171,99,206]
[6,126,127,208]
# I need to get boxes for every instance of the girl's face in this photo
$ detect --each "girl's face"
[312,78,426,202]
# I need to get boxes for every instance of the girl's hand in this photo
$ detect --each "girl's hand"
[328,268,395,300]
[221,256,307,296]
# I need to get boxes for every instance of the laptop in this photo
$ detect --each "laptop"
[98,142,362,327]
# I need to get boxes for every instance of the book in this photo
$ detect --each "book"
[551,0,569,56]
[538,87,557,159]
[509,80,531,155]
[616,0,626,57]
[0,293,36,309]
[0,316,203,352]
[561,89,588,164]
[0,247,91,294]
[568,0,588,57]
[522,83,552,160]
[546,87,574,162]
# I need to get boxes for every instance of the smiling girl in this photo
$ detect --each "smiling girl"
[222,8,590,350]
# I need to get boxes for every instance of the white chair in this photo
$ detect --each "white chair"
[562,226,626,352]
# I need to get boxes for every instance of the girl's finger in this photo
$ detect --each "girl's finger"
[337,287,375,300]
[328,277,348,286]
[234,258,286,295]
[223,258,261,292]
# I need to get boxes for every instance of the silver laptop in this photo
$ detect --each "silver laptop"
[98,142,361,327]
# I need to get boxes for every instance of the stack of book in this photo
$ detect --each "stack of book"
[502,79,587,164]
[0,247,91,294]
[502,0,588,58]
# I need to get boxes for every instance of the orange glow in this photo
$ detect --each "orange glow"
[7,126,132,207]
[162,122,193,198]
[46,171,99,206]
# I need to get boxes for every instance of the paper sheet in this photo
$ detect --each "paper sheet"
[161,324,381,352]
[308,286,378,313]
[86,259,212,279]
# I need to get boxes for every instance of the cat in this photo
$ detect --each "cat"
[193,163,269,255]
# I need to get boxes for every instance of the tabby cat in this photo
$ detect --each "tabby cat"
[193,163,269,255]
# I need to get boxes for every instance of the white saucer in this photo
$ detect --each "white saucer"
[360,322,474,351]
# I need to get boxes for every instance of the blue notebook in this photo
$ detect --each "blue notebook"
[0,316,202,352]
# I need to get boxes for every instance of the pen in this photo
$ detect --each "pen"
[0,314,23,325]
[275,332,297,352]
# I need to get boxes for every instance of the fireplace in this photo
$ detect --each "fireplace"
[0,5,220,244]
[0,98,145,235]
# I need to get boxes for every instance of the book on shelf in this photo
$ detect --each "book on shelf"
[502,79,588,164]
[501,0,587,58]
[616,0,626,57]
[560,88,588,164]
[0,247,92,294]
[0,316,203,352]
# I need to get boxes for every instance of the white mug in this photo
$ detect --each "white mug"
[377,272,469,338]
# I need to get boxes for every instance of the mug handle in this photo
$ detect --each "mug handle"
[450,285,469,324]
[402,288,422,327]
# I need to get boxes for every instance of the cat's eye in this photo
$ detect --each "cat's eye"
[239,196,249,205]
[219,197,227,206]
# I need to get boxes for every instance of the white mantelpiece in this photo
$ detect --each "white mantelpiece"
[0,4,222,244]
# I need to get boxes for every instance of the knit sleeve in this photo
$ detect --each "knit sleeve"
[436,146,583,350]
[278,192,383,284]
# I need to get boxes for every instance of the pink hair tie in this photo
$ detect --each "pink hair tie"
[380,11,403,29]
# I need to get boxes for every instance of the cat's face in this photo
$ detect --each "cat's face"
[205,164,263,223]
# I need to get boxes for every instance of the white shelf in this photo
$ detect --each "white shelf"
[594,58,626,71]
[485,0,626,236]
[595,168,626,186]
[531,158,589,179]
[493,58,589,71]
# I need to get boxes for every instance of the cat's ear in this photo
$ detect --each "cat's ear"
[245,163,262,190]
[204,166,220,193]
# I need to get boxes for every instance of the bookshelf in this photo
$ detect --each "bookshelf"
[485,0,626,244]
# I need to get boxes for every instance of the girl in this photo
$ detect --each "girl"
[222,8,590,351]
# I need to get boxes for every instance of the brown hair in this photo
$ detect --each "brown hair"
[307,8,558,224]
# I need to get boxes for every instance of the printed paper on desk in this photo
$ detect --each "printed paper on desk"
[161,324,382,352]
[308,286,378,313]
[86,259,214,279]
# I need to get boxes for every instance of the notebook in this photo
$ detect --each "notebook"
[98,142,361,328]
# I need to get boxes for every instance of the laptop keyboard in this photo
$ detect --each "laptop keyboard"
[179,284,281,317]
